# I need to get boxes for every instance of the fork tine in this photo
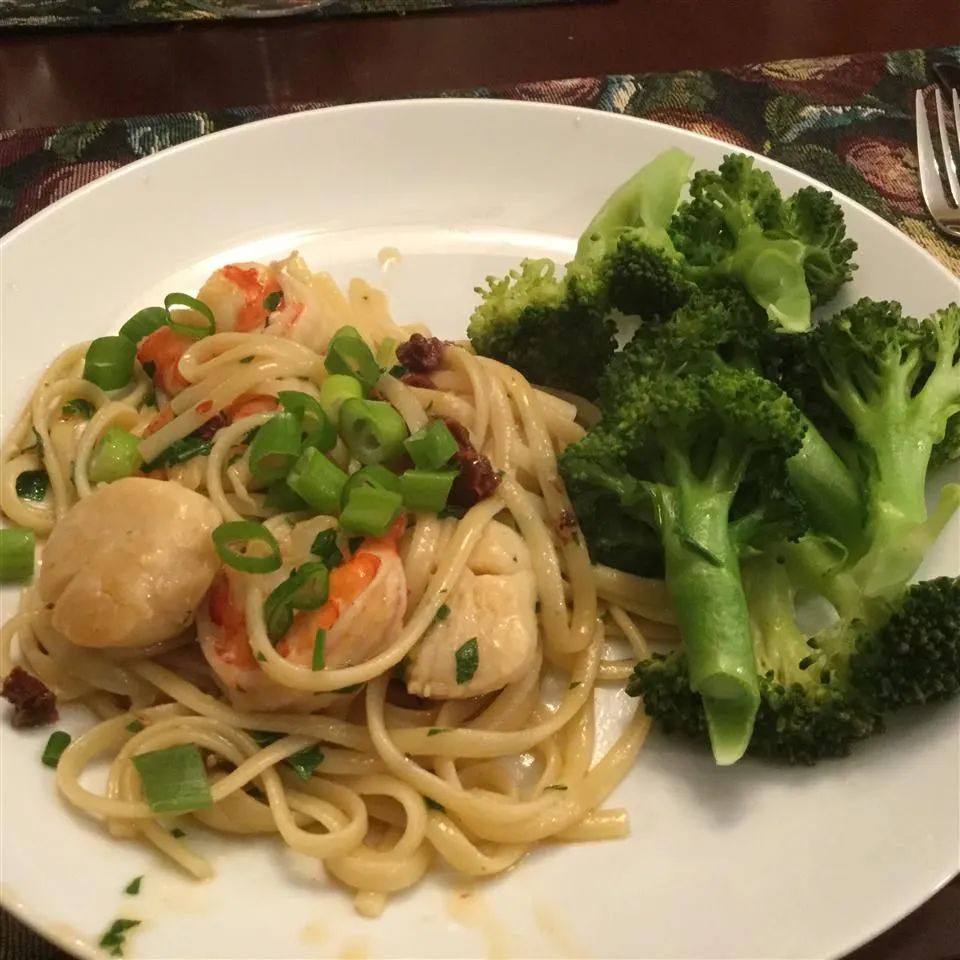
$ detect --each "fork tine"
[934,88,960,205]
[916,89,951,213]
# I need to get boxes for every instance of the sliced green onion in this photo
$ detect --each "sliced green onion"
[324,327,381,389]
[342,463,402,507]
[404,419,459,470]
[15,469,49,502]
[164,292,215,339]
[279,390,337,453]
[89,428,142,484]
[376,337,398,368]
[140,433,212,473]
[263,480,309,512]
[248,413,302,483]
[212,520,282,574]
[318,374,364,424]
[131,743,213,813]
[286,448,348,515]
[0,528,35,582]
[124,876,143,896]
[41,730,71,768]
[400,469,456,513]
[62,398,95,419]
[119,305,168,343]
[312,629,326,671]
[310,529,342,568]
[249,730,324,780]
[455,637,479,685]
[339,486,403,537]
[263,562,330,642]
[339,398,409,465]
[83,336,136,391]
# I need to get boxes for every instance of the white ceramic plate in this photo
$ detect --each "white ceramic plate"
[1,100,958,960]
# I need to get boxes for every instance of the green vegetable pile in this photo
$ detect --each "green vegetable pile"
[468,148,960,766]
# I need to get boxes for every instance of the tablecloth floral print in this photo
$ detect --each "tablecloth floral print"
[0,46,958,275]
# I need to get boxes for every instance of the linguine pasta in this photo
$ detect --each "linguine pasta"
[0,253,676,915]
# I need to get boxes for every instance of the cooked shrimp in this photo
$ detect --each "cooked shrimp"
[38,478,221,649]
[406,521,539,699]
[137,326,194,396]
[198,520,407,711]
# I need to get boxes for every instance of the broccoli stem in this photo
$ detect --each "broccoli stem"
[658,484,760,765]
[787,420,864,549]
[742,559,808,685]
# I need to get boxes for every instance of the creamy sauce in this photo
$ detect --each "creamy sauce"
[533,900,590,958]
[445,888,513,960]
[377,247,402,271]
[339,936,370,959]
[300,921,330,945]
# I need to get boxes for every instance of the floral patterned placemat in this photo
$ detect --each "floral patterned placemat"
[0,43,959,960]
[0,0,589,30]
[1,45,958,276]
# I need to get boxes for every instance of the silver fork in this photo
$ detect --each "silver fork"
[916,86,960,239]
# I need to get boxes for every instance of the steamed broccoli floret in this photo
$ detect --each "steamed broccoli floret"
[668,155,857,331]
[932,413,960,469]
[468,148,694,397]
[468,259,615,397]
[781,299,960,596]
[601,234,694,322]
[562,346,806,765]
[849,577,960,709]
[630,571,959,765]
[771,186,858,307]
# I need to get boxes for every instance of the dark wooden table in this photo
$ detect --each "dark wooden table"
[1,2,958,958]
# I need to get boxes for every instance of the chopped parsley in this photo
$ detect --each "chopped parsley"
[568,681,582,690]
[62,398,95,418]
[16,469,49,502]
[310,529,342,568]
[140,433,213,472]
[435,604,451,622]
[125,719,145,733]
[263,291,283,312]
[240,355,255,364]
[170,828,186,839]
[248,730,324,781]
[98,918,140,957]
[124,876,143,896]
[545,784,568,791]
[425,797,445,812]
[427,727,448,737]
[454,637,479,685]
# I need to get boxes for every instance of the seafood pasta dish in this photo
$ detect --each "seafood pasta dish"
[0,252,667,916]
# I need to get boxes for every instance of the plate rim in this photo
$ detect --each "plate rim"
[1,96,957,960]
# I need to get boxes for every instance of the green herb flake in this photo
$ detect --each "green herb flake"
[427,727,448,737]
[98,918,140,955]
[263,291,283,312]
[240,355,255,364]
[454,637,479,685]
[568,681,582,690]
[62,398,95,419]
[249,730,324,781]
[16,469,49,502]
[310,529,343,568]
[256,652,267,662]
[124,876,143,896]
[435,604,451,622]
[41,730,71,768]
[545,784,568,791]
[126,720,145,733]
[171,828,186,839]
[312,629,326,671]
[140,433,213,473]
[425,797,445,812]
